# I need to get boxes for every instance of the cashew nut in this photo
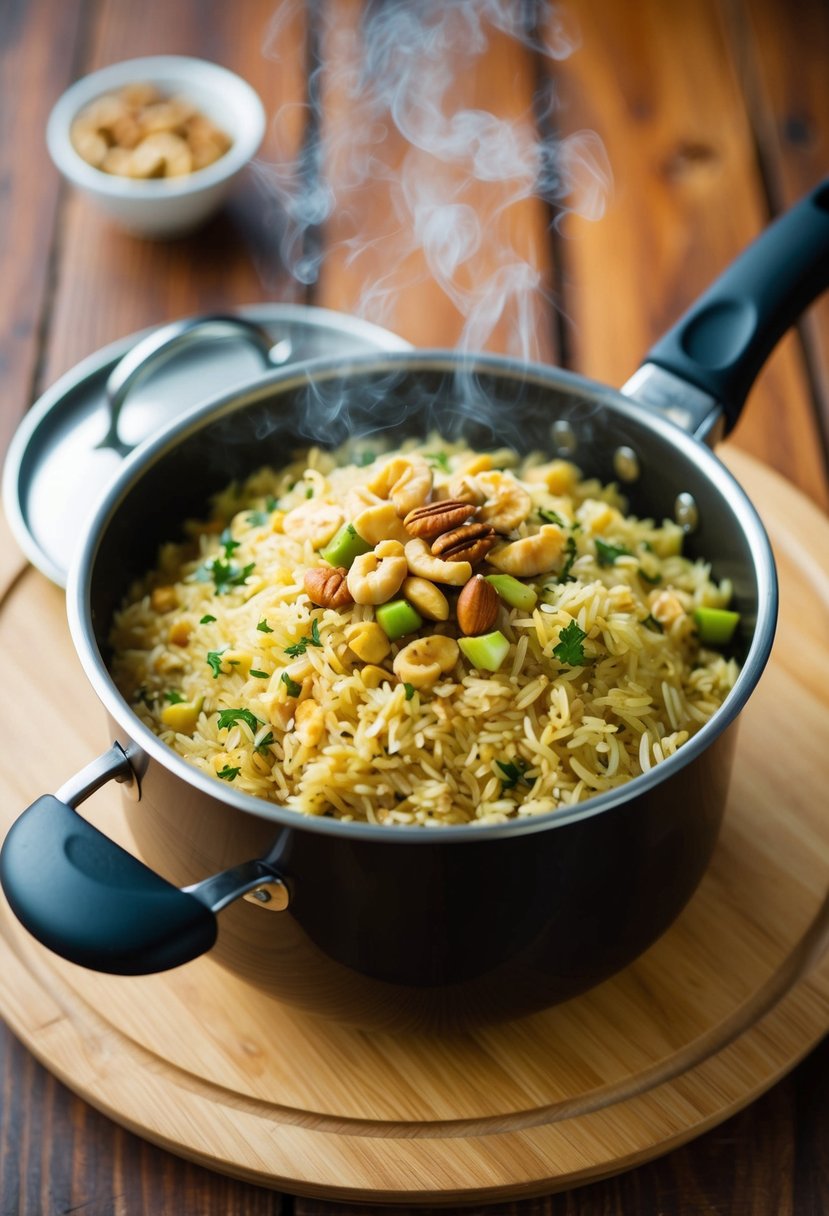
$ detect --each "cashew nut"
[448,471,485,506]
[345,621,392,663]
[353,501,410,546]
[393,635,460,689]
[367,455,433,516]
[282,501,344,549]
[487,524,566,577]
[347,546,408,605]
[401,576,450,621]
[404,538,472,586]
[477,471,532,532]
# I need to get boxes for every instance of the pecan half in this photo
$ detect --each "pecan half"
[303,566,354,608]
[431,522,497,565]
[403,498,480,541]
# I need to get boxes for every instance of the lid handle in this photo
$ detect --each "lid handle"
[98,315,293,457]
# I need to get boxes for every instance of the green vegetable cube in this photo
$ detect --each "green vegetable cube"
[376,599,423,640]
[458,630,510,672]
[484,574,538,611]
[694,607,740,645]
[320,523,372,569]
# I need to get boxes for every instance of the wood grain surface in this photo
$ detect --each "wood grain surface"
[1,0,828,1212]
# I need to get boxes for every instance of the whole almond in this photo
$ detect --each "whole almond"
[431,522,497,565]
[404,498,479,541]
[456,575,499,636]
[303,566,353,608]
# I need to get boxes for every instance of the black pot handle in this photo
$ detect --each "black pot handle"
[643,178,829,433]
[0,744,287,975]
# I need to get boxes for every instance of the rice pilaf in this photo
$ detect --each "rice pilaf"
[109,441,739,826]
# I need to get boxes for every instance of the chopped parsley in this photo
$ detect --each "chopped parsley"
[425,451,451,473]
[595,538,631,566]
[556,535,578,584]
[217,707,262,733]
[643,614,664,633]
[305,486,314,499]
[220,527,240,557]
[280,672,302,697]
[211,558,255,594]
[254,731,275,754]
[164,690,185,704]
[217,765,240,781]
[200,614,217,624]
[256,618,274,633]
[403,683,415,701]
[496,759,530,791]
[284,619,322,657]
[246,510,268,527]
[206,646,229,678]
[537,507,565,526]
[355,449,376,467]
[637,567,662,586]
[553,619,589,666]
[265,496,279,512]
[249,669,269,679]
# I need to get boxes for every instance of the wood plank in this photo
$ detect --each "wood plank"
[314,1,558,361]
[0,0,86,454]
[732,0,829,464]
[40,0,310,389]
[548,0,829,508]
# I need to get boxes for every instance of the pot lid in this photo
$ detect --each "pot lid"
[2,305,412,587]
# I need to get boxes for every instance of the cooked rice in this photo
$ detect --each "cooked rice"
[109,441,739,826]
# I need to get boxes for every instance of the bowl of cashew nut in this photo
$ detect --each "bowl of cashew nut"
[46,56,265,238]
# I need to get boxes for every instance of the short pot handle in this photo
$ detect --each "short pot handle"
[98,314,293,457]
[640,177,829,434]
[0,744,286,975]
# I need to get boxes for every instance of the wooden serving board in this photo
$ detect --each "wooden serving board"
[1,447,828,1204]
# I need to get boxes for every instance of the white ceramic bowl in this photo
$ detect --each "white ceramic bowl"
[47,56,266,239]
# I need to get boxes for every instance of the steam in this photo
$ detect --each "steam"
[252,0,612,363]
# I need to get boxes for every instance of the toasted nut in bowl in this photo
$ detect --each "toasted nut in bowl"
[47,56,265,238]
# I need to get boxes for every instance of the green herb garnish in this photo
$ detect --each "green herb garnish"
[637,567,662,586]
[220,527,240,557]
[496,759,530,791]
[553,619,589,665]
[206,646,228,678]
[246,510,268,527]
[217,707,261,733]
[249,669,269,679]
[595,538,631,566]
[557,536,578,584]
[257,618,274,633]
[265,496,279,512]
[211,558,255,594]
[280,672,302,697]
[643,614,664,633]
[254,731,275,754]
[403,683,415,701]
[426,451,451,473]
[217,765,241,781]
[305,486,314,499]
[200,614,217,624]
[164,690,185,704]
[355,450,376,467]
[285,618,322,657]
[538,507,565,526]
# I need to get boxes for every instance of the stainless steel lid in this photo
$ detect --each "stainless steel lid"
[2,305,411,586]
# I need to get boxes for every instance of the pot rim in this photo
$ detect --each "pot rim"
[67,349,778,844]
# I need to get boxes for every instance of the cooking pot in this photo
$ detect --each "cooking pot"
[2,180,828,1030]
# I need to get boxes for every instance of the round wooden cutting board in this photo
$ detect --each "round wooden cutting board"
[1,447,828,1204]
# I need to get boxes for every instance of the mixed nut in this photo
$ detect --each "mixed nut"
[294,454,562,689]
[70,83,232,179]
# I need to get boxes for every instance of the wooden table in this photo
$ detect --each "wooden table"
[1,0,827,1211]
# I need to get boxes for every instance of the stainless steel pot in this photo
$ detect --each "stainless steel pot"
[2,179,828,1030]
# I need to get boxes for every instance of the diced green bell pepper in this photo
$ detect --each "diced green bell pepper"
[320,523,372,569]
[376,599,423,640]
[458,630,510,672]
[694,606,740,645]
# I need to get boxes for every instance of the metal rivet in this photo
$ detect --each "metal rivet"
[552,420,577,455]
[613,446,640,483]
[242,880,290,912]
[675,492,699,532]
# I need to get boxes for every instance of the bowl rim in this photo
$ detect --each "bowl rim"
[46,54,266,197]
[67,350,779,845]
